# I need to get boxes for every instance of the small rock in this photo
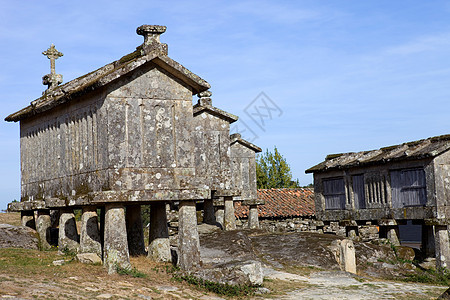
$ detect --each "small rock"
[76,253,102,264]
[255,287,271,294]
[137,295,152,300]
[96,294,113,299]
[52,259,65,266]
[419,258,436,270]
[239,261,263,286]
[156,285,179,292]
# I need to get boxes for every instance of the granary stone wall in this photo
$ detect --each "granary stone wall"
[104,62,202,197]
[192,95,237,195]
[20,89,109,201]
[230,135,261,204]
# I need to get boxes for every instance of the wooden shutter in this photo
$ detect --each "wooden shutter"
[352,175,366,209]
[390,168,426,208]
[323,178,346,210]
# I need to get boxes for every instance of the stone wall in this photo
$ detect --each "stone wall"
[236,216,380,242]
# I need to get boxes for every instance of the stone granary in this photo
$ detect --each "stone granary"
[306,134,450,270]
[5,25,262,273]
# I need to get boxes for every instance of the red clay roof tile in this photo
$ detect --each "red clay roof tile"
[235,188,315,218]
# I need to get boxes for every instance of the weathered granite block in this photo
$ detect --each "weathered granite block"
[224,197,236,231]
[248,205,259,229]
[58,209,79,254]
[103,204,131,274]
[178,201,201,270]
[435,225,450,270]
[148,202,171,262]
[36,210,52,250]
[80,206,102,258]
[21,211,35,229]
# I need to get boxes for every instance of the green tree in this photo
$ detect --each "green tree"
[256,146,300,189]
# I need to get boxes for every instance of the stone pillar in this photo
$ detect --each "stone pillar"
[21,211,35,229]
[223,196,236,231]
[215,206,224,228]
[386,226,401,246]
[36,210,52,250]
[346,226,358,240]
[80,206,102,258]
[148,202,171,262]
[203,199,216,225]
[126,205,146,256]
[340,239,357,274]
[248,205,259,229]
[434,225,450,270]
[103,204,131,274]
[178,200,201,270]
[422,225,435,258]
[58,209,80,254]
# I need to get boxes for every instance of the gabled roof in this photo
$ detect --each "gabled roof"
[193,103,238,124]
[230,133,262,153]
[235,188,315,218]
[306,134,450,173]
[6,38,210,122]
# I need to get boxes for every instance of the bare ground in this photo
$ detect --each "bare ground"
[0,213,447,299]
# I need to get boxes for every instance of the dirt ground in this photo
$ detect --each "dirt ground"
[0,213,447,299]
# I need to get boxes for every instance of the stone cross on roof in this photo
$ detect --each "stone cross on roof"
[42,44,63,91]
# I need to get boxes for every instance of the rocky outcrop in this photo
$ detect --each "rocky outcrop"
[0,224,39,249]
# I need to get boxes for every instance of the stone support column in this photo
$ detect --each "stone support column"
[148,202,171,262]
[80,206,102,258]
[379,220,401,246]
[178,200,201,270]
[215,206,224,228]
[36,210,52,250]
[58,209,79,254]
[422,225,435,258]
[203,199,216,225]
[21,211,35,229]
[126,205,146,256]
[386,226,401,246]
[223,196,236,231]
[248,205,259,229]
[346,226,358,240]
[103,204,131,274]
[434,225,450,270]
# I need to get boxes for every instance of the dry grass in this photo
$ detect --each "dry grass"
[0,247,217,299]
[0,212,21,226]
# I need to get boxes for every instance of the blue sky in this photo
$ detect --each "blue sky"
[1,1,450,209]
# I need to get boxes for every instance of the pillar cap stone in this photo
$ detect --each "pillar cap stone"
[137,25,166,44]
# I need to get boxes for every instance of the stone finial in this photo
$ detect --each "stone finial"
[230,133,242,140]
[197,90,212,106]
[137,25,166,45]
[42,44,63,91]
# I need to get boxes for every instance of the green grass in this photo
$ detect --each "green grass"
[401,268,450,286]
[115,265,147,278]
[170,270,258,297]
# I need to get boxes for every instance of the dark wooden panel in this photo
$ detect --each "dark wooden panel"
[323,178,346,210]
[352,175,366,209]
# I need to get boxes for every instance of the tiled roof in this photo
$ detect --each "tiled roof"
[306,134,450,173]
[235,188,315,218]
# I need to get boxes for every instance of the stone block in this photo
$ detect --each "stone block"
[76,253,102,264]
